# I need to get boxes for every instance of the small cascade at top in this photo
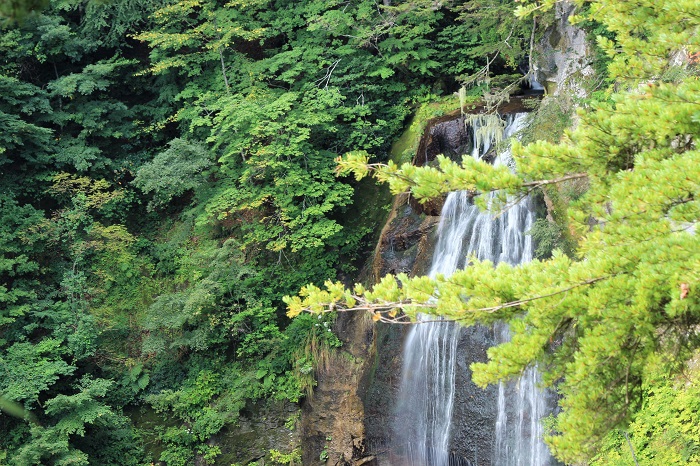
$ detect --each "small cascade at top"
[392,112,554,465]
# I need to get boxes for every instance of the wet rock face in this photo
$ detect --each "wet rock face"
[373,199,439,281]
[360,111,485,464]
[213,400,301,465]
[359,322,406,462]
[533,1,593,97]
[416,115,472,166]
[361,314,501,466]
[409,112,471,216]
[450,326,500,465]
[358,197,440,462]
[301,311,374,466]
[302,192,439,466]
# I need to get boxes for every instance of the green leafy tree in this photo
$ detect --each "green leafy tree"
[132,138,214,211]
[0,196,45,338]
[0,0,48,25]
[12,376,143,466]
[592,367,700,465]
[0,172,150,462]
[208,87,354,254]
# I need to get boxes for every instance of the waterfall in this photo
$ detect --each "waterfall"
[392,113,554,465]
[494,325,551,466]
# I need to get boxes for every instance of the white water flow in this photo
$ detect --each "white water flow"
[394,113,553,465]
[494,327,551,466]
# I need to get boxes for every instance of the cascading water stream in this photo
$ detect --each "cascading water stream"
[393,113,554,465]
[494,328,551,466]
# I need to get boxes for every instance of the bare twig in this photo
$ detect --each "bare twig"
[315,59,341,89]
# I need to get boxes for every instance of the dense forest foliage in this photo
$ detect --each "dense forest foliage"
[0,0,539,464]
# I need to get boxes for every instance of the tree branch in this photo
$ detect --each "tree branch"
[297,275,613,324]
[353,160,588,199]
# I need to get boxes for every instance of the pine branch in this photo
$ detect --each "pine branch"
[351,160,588,198]
[297,275,613,325]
